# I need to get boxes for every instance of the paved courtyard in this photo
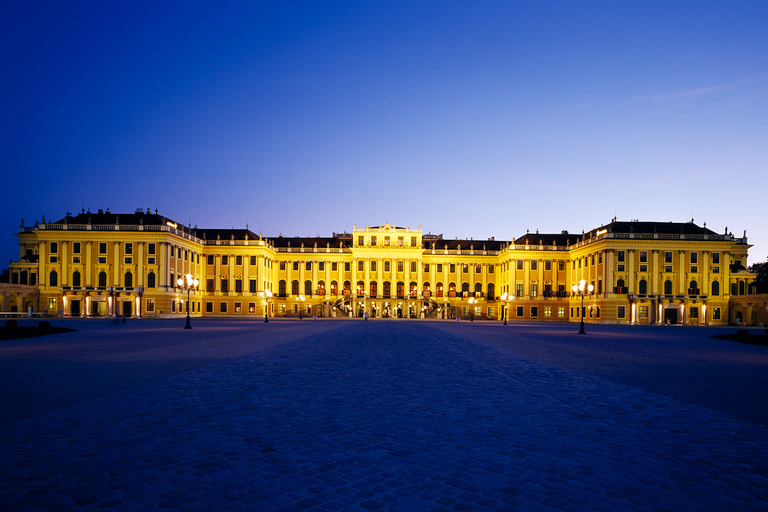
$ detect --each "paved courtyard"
[1,319,767,511]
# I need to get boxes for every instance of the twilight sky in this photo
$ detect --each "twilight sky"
[2,1,767,266]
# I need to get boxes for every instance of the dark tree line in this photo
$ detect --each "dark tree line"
[748,259,768,294]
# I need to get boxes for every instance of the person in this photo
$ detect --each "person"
[364,311,368,321]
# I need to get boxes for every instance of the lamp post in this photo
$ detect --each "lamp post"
[572,279,594,334]
[296,294,305,319]
[500,292,511,325]
[260,289,272,323]
[468,297,476,321]
[176,273,199,329]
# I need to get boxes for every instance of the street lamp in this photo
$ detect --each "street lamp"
[468,297,476,322]
[259,289,272,323]
[500,292,511,325]
[176,273,199,329]
[296,295,305,319]
[572,279,594,334]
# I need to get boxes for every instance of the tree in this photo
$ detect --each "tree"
[748,259,768,294]
[0,268,9,283]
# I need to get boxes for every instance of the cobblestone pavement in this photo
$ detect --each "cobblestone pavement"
[1,321,767,511]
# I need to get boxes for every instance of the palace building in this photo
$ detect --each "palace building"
[5,209,759,325]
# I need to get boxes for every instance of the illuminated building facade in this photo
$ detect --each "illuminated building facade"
[6,210,759,326]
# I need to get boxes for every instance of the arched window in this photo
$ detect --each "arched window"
[49,270,58,287]
[638,279,647,295]
[616,278,625,293]
[474,283,482,296]
[330,280,337,295]
[689,280,698,295]
[409,281,417,297]
[72,271,81,288]
[664,279,673,295]
[711,280,719,296]
[278,280,287,297]
[125,272,133,289]
[20,270,28,285]
[370,281,377,297]
[739,280,746,295]
[487,283,495,300]
[383,281,391,298]
[343,280,351,295]
[147,271,155,288]
[356,280,365,297]
[98,271,107,288]
[461,282,470,295]
[423,282,430,297]
[396,281,404,298]
[436,282,443,298]
[304,280,312,296]
[448,282,456,297]
[291,280,299,295]
[317,280,325,296]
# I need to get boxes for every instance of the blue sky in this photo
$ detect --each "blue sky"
[2,1,767,266]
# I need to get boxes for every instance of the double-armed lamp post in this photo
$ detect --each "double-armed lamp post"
[572,279,594,334]
[499,292,512,325]
[296,295,305,319]
[177,273,199,329]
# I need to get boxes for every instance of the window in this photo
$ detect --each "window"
[292,280,299,295]
[344,262,350,272]
[98,271,107,288]
[383,281,391,297]
[517,260,523,270]
[220,279,228,293]
[99,243,107,254]
[305,280,312,296]
[72,242,80,254]
[411,261,417,273]
[357,260,364,272]
[664,279,673,295]
[545,261,551,271]
[49,270,58,287]
[371,236,377,246]
[235,279,243,293]
[591,255,595,266]
[690,266,698,273]
[147,257,155,265]
[49,242,58,254]
[531,307,538,317]
[618,264,625,272]
[397,261,404,272]
[293,261,299,271]
[437,264,443,273]
[558,307,565,318]
[713,266,720,274]
[177,248,182,258]
[123,243,132,255]
[358,236,364,246]
[516,306,524,317]
[371,260,377,272]
[713,307,720,320]
[370,281,377,296]
[72,271,81,288]
[690,252,698,264]
[665,251,673,263]
[640,251,647,263]
[318,281,325,295]
[639,306,648,319]
[222,256,228,265]
[147,243,155,255]
[306,261,312,271]
[125,272,133,288]
[690,307,698,319]
[638,280,647,295]
[530,261,537,271]
[250,280,257,293]
[49,256,58,263]
[248,303,256,313]
[250,256,257,265]
[436,283,443,297]
[558,261,565,271]
[712,253,720,264]
[206,278,215,291]
[220,302,227,313]
[97,257,106,264]
[384,236,390,246]
[488,265,494,274]
[280,261,286,271]
[146,299,155,312]
[398,237,404,246]
[617,306,626,319]
[617,251,625,262]
[450,264,456,273]
[233,302,242,313]
[279,280,287,297]
[208,255,214,265]
[332,262,337,272]
[530,284,538,297]
[544,306,551,318]
[147,272,155,288]
[516,284,524,297]
[396,282,404,297]
[384,261,391,272]
[424,264,430,272]
[319,262,324,271]
[206,302,213,313]
[639,265,648,272]
[712,281,720,296]
[664,265,673,273]
[411,237,417,247]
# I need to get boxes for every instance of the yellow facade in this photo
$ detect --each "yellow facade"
[6,211,757,326]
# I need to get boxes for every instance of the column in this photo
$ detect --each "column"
[628,250,635,293]
[678,251,686,295]
[651,250,659,295]
[114,242,121,286]
[137,242,144,286]
[86,242,93,287]
[215,254,221,292]
[61,241,68,286]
